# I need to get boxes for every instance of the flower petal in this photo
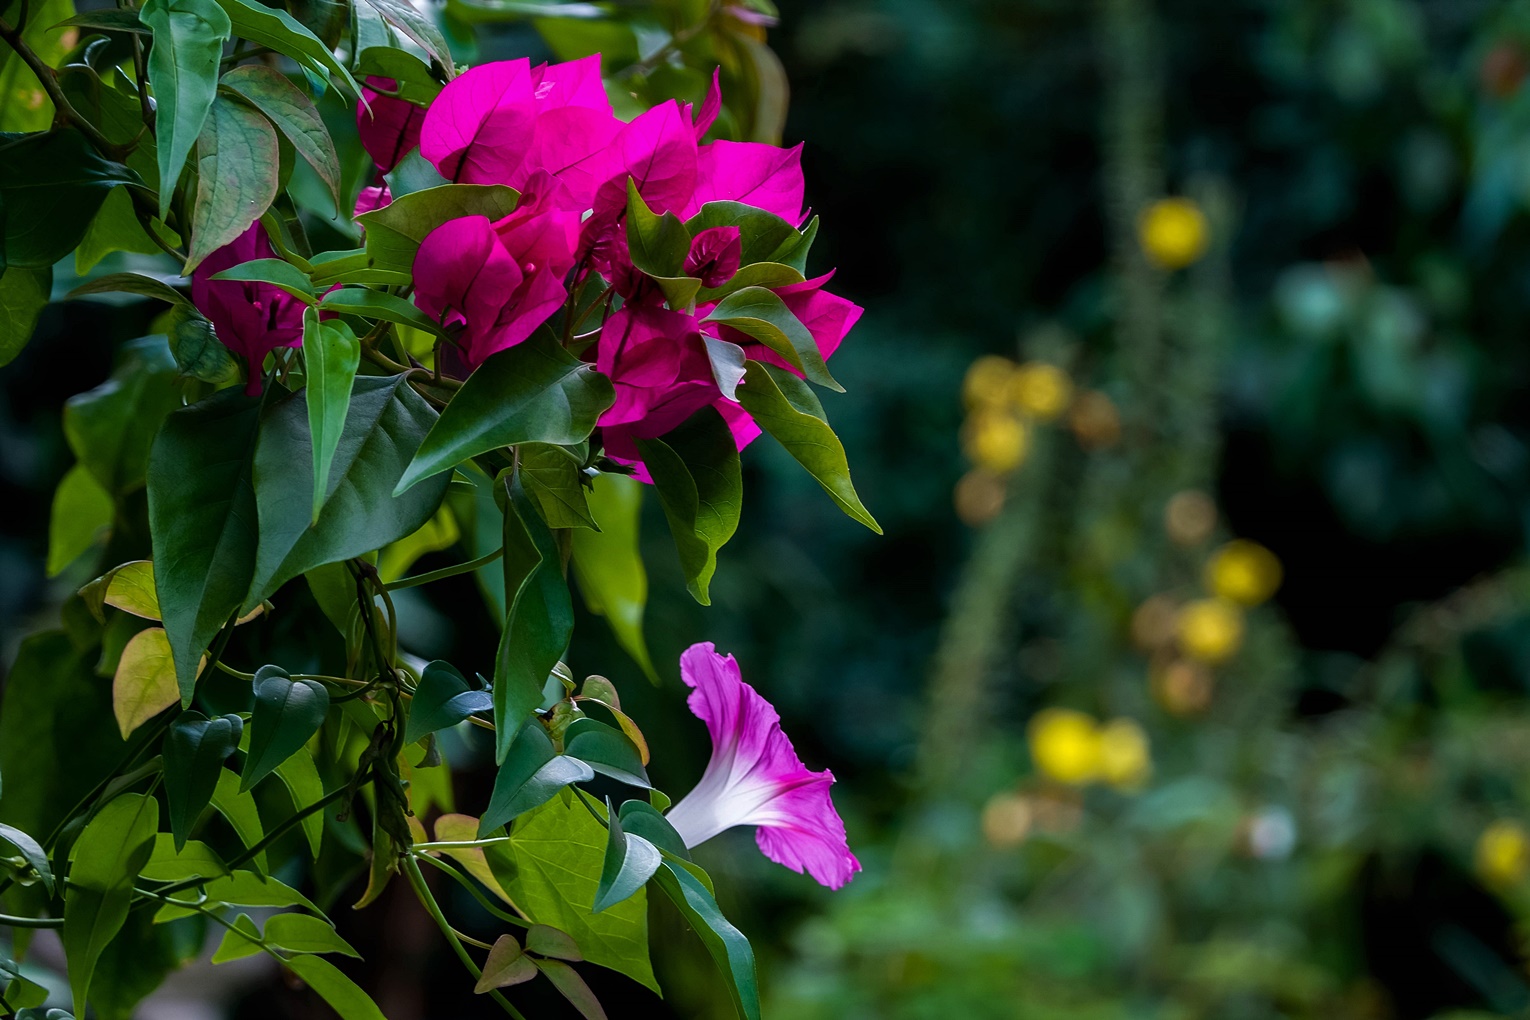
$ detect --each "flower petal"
[357,78,425,172]
[419,59,537,184]
[686,140,805,225]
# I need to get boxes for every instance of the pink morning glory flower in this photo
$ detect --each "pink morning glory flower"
[190,223,304,394]
[664,643,860,890]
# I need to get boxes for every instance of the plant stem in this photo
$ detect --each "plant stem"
[402,856,529,1019]
[410,837,513,852]
[385,547,505,592]
[412,851,529,926]
[0,912,62,929]
[0,18,131,159]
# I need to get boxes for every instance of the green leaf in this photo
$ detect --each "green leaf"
[221,64,342,208]
[0,822,53,896]
[140,0,230,219]
[478,719,592,835]
[571,473,657,683]
[735,361,880,533]
[63,334,182,496]
[139,834,229,881]
[62,793,158,1015]
[0,129,145,269]
[404,660,491,745]
[770,215,818,273]
[76,186,164,274]
[685,201,797,267]
[474,935,537,992]
[111,626,181,738]
[563,718,649,789]
[152,870,320,922]
[356,47,442,105]
[245,373,449,609]
[0,265,50,364]
[625,177,689,278]
[704,286,842,392]
[209,257,315,300]
[209,768,268,871]
[55,8,148,31]
[286,956,389,1020]
[272,745,325,858]
[377,504,459,581]
[652,859,759,1020]
[163,711,243,847]
[186,94,280,272]
[317,286,447,338]
[384,147,450,197]
[484,796,656,991]
[634,407,742,606]
[210,0,359,94]
[0,0,74,133]
[301,311,361,524]
[218,912,359,961]
[594,808,660,913]
[147,386,262,702]
[494,474,574,761]
[243,665,330,791]
[533,958,608,1020]
[616,800,689,860]
[356,183,520,273]
[526,923,582,960]
[68,272,190,308]
[696,261,804,305]
[398,333,615,495]
[167,306,242,384]
[521,442,598,530]
[46,463,113,578]
[210,913,264,963]
[356,0,452,76]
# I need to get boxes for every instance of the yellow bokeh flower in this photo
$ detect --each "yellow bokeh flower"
[1139,197,1210,270]
[1206,539,1283,607]
[1177,598,1245,664]
[962,411,1029,473]
[1028,708,1101,785]
[1476,820,1530,889]
[1008,362,1074,421]
[962,355,1017,409]
[1098,718,1152,791]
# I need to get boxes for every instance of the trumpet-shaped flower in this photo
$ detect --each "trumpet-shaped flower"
[664,643,860,890]
[190,223,304,394]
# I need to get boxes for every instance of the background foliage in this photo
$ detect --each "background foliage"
[12,0,1530,1017]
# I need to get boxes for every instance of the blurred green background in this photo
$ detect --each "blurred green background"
[15,0,1530,1017]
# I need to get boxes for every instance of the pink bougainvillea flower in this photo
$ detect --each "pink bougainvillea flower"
[530,52,609,111]
[494,169,583,279]
[664,643,860,890]
[356,77,426,173]
[685,226,742,288]
[413,214,567,369]
[685,139,806,225]
[688,68,722,141]
[190,223,305,395]
[420,59,537,184]
[587,100,700,229]
[597,305,717,431]
[353,183,391,218]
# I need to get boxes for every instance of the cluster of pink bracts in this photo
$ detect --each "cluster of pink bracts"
[194,54,861,474]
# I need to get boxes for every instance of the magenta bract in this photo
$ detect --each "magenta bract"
[189,223,305,395]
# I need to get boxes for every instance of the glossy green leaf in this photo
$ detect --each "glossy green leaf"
[244,665,331,791]
[571,473,657,683]
[356,183,520,272]
[484,796,656,991]
[634,407,743,605]
[494,474,575,761]
[0,266,50,364]
[770,215,818,273]
[245,374,449,609]
[147,386,262,702]
[140,834,228,881]
[356,47,442,105]
[222,64,342,207]
[63,334,181,497]
[398,333,614,494]
[0,822,53,896]
[56,8,148,31]
[272,745,325,858]
[478,719,592,835]
[218,912,359,961]
[286,956,389,1020]
[167,306,242,384]
[62,793,158,1015]
[616,800,689,860]
[210,913,264,963]
[474,935,537,992]
[46,463,113,578]
[0,129,144,269]
[685,201,798,267]
[735,361,880,533]
[704,286,842,392]
[405,660,492,745]
[594,807,660,913]
[301,311,360,523]
[185,94,280,272]
[521,442,598,530]
[209,768,267,872]
[653,859,760,1020]
[317,286,447,338]
[564,718,649,788]
[696,261,804,305]
[534,958,608,1020]
[384,147,450,197]
[68,272,190,308]
[209,257,315,300]
[163,711,243,847]
[211,0,359,94]
[625,177,689,278]
[141,0,230,218]
[152,870,320,922]
[357,0,452,76]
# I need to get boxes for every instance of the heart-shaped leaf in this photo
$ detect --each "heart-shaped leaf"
[243,665,330,791]
[163,711,243,847]
[404,660,491,745]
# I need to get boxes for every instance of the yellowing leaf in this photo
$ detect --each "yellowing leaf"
[431,813,518,908]
[103,560,161,620]
[113,627,189,738]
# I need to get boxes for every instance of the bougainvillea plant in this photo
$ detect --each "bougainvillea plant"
[0,1,876,1017]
